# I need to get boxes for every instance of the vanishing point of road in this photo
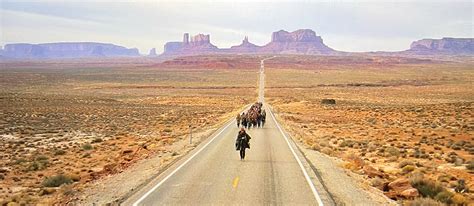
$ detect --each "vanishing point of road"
[123,57,335,205]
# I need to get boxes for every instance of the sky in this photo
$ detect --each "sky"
[1,0,472,54]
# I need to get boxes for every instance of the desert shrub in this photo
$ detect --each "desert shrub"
[465,161,474,171]
[91,138,103,143]
[386,147,400,157]
[321,99,336,105]
[310,143,320,151]
[42,175,72,187]
[36,155,48,161]
[319,140,329,148]
[321,148,333,155]
[14,158,27,165]
[434,191,453,204]
[68,173,81,182]
[370,176,385,188]
[399,160,415,168]
[367,142,377,152]
[451,193,468,205]
[26,159,49,171]
[402,165,416,174]
[340,140,356,148]
[27,161,40,171]
[53,149,66,156]
[437,175,452,183]
[82,143,93,150]
[410,175,446,199]
[454,158,464,166]
[407,198,444,206]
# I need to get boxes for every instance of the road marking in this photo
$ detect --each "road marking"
[232,177,240,188]
[268,107,325,206]
[132,118,236,206]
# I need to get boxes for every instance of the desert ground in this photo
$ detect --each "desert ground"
[0,55,472,205]
[264,55,474,205]
[0,57,257,204]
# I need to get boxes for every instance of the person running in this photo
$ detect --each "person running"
[236,113,242,127]
[235,128,251,160]
[241,113,248,128]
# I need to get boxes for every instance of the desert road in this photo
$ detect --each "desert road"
[123,57,334,205]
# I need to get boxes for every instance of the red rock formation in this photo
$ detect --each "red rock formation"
[163,33,218,55]
[260,29,335,54]
[190,34,211,46]
[148,48,157,57]
[229,36,259,53]
[407,37,473,54]
[161,29,336,56]
[3,42,140,58]
[183,33,189,45]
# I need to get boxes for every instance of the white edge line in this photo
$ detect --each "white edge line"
[132,118,236,206]
[268,106,325,206]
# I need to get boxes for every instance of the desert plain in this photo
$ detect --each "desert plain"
[0,54,472,205]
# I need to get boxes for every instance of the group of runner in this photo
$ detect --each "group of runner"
[236,102,266,129]
[235,102,267,160]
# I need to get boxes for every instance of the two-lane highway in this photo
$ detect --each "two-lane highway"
[124,57,333,205]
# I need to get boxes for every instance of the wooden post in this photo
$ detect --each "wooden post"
[189,125,192,144]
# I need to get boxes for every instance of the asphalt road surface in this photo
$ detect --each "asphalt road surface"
[124,57,333,206]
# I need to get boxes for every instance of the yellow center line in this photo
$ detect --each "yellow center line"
[232,177,240,188]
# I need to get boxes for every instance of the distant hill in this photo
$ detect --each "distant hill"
[1,42,140,59]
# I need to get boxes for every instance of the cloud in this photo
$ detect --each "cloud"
[1,1,472,54]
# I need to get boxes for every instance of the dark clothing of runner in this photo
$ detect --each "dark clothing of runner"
[235,130,251,160]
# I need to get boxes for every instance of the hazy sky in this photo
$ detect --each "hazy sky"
[1,0,472,54]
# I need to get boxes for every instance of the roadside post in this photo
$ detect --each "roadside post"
[189,124,192,144]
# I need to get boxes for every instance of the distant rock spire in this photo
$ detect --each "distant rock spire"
[243,36,249,43]
[183,33,189,45]
[148,48,157,56]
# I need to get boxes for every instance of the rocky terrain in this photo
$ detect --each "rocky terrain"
[0,58,256,204]
[264,56,473,205]
[160,29,472,57]
[1,42,140,59]
[161,29,337,56]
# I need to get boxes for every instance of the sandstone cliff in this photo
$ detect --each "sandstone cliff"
[407,38,473,55]
[259,29,335,54]
[3,42,140,58]
[148,48,157,56]
[163,33,219,56]
[228,36,259,53]
[162,29,336,56]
